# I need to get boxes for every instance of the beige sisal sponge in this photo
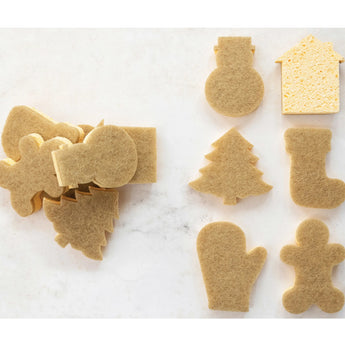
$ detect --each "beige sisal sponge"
[78,123,156,184]
[205,37,264,117]
[0,134,71,216]
[122,127,156,184]
[197,222,267,311]
[281,219,345,314]
[1,105,84,161]
[276,35,344,114]
[285,128,345,209]
[52,125,138,188]
[190,128,272,205]
[44,186,119,260]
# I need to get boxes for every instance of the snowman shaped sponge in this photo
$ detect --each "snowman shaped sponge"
[205,37,264,117]
[52,125,138,188]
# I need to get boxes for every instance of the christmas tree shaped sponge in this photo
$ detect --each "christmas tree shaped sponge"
[190,128,272,204]
[44,186,119,260]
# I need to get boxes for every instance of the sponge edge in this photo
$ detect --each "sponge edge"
[276,35,344,115]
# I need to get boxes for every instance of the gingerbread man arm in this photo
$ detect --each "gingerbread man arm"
[326,244,345,265]
[280,245,300,265]
[18,133,43,157]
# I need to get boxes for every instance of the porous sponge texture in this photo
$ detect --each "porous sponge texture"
[276,35,344,115]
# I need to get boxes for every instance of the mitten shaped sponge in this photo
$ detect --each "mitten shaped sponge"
[197,222,267,311]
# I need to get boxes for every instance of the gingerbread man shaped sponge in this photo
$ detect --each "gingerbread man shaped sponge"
[2,105,84,161]
[52,125,138,188]
[205,37,264,117]
[281,219,345,314]
[0,134,71,216]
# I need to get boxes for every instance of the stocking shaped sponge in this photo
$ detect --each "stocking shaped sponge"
[197,222,267,311]
[52,125,138,188]
[2,105,84,161]
[0,134,71,216]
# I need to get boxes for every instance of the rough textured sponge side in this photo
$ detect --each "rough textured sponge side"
[276,35,344,114]
[1,105,84,161]
[205,37,264,117]
[52,125,138,188]
[190,128,272,205]
[285,128,345,208]
[281,219,345,314]
[43,186,119,260]
[197,222,267,311]
[0,134,71,216]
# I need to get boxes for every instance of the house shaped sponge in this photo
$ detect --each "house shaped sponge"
[276,35,344,114]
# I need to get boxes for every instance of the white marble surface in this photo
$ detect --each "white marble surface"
[0,28,345,318]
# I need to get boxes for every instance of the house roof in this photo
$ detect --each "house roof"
[276,34,344,63]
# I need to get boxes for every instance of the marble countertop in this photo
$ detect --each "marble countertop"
[0,28,345,318]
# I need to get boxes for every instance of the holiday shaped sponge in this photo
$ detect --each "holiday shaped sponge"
[0,134,71,216]
[44,186,119,260]
[79,122,157,184]
[285,128,345,209]
[197,222,267,311]
[190,128,272,204]
[52,125,138,188]
[281,219,345,314]
[205,37,264,117]
[276,35,344,114]
[2,105,84,161]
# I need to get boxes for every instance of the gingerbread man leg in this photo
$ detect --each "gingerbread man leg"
[11,191,39,217]
[317,286,344,313]
[282,287,313,314]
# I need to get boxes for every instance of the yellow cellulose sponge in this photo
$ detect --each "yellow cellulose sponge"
[197,222,267,311]
[276,35,344,114]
